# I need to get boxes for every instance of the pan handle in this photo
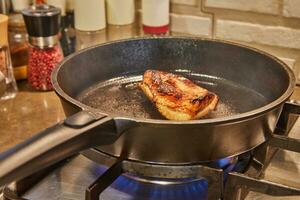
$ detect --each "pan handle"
[0,110,127,187]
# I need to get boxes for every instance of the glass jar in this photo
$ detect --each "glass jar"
[27,41,63,90]
[8,13,28,80]
[0,14,18,100]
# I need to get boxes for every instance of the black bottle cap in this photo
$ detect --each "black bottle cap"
[22,4,61,37]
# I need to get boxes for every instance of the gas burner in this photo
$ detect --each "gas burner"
[2,104,300,200]
[81,148,243,180]
[2,145,300,200]
[1,151,248,200]
[105,176,209,200]
[94,165,209,200]
[81,147,255,200]
[106,156,237,195]
[123,174,206,185]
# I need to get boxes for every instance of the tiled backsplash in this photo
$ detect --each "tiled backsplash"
[138,0,300,82]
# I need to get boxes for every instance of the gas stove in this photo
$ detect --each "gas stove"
[1,106,300,200]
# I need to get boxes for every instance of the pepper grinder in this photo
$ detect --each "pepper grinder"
[22,4,64,91]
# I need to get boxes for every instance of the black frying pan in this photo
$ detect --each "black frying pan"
[0,37,298,186]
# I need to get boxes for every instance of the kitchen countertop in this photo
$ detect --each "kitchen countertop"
[0,24,299,198]
[0,81,65,152]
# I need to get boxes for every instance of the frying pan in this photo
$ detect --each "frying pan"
[0,37,298,186]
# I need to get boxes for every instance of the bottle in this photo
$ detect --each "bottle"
[142,0,170,35]
[75,29,107,51]
[0,0,12,14]
[34,0,46,4]
[61,0,76,56]
[11,0,31,13]
[74,0,106,31]
[66,0,74,12]
[47,0,75,55]
[66,0,74,28]
[47,0,66,17]
[22,4,64,91]
[106,0,135,25]
[107,23,137,41]
[0,14,18,100]
[8,13,28,80]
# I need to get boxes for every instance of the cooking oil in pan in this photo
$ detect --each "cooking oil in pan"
[78,80,163,119]
[77,74,266,120]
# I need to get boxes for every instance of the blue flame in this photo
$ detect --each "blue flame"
[93,157,236,200]
[111,175,208,200]
[94,166,208,200]
[209,157,233,169]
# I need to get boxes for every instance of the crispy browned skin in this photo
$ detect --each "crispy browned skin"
[139,70,219,120]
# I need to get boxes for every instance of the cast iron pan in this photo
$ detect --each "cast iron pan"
[0,37,297,186]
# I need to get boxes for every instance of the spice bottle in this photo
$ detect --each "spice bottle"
[0,0,12,14]
[142,0,170,35]
[34,0,46,4]
[47,0,66,17]
[66,0,74,12]
[22,4,64,91]
[66,0,74,28]
[11,0,31,12]
[8,13,28,80]
[50,0,76,56]
[0,14,18,100]
[74,0,106,31]
[106,0,135,25]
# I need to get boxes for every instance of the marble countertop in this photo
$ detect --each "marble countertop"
[0,81,65,152]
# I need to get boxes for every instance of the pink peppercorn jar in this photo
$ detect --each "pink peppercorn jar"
[22,4,64,91]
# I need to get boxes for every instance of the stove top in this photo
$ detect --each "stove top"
[24,155,210,200]
[2,141,299,200]
[1,104,300,200]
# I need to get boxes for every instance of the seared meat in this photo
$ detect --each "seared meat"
[139,70,219,120]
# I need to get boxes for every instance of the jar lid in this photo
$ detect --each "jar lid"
[21,4,61,37]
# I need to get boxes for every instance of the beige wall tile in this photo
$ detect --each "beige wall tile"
[283,0,300,18]
[171,0,198,6]
[170,13,212,36]
[279,57,296,70]
[216,19,300,49]
[205,0,280,15]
